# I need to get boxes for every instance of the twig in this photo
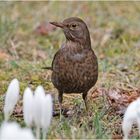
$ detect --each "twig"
[10,39,19,60]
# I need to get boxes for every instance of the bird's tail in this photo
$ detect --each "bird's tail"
[42,66,52,70]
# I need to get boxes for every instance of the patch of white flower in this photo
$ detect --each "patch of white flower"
[1,79,53,139]
[4,78,19,121]
[0,122,35,140]
[122,98,140,139]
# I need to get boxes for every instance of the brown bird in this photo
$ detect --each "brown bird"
[49,17,98,111]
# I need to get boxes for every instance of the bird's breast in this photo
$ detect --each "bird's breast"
[52,47,98,93]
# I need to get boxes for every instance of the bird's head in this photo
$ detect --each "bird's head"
[50,17,91,46]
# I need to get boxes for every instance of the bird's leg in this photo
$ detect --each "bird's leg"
[82,92,88,111]
[58,91,63,120]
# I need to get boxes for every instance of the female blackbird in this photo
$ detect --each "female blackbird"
[50,17,98,110]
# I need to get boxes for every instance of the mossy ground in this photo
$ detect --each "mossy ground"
[0,1,140,139]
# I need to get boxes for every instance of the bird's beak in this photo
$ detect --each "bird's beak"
[49,22,64,28]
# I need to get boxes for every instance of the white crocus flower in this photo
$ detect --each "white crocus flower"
[4,78,19,121]
[23,85,53,139]
[23,87,34,127]
[41,94,53,139]
[33,85,45,139]
[122,98,140,139]
[0,122,35,140]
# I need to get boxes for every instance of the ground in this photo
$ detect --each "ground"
[0,1,140,139]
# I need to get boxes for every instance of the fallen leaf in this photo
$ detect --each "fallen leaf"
[0,50,11,61]
[13,105,23,117]
[112,134,123,140]
[35,21,56,36]
[91,87,140,115]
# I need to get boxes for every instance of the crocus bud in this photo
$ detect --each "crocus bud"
[4,79,20,121]
[41,94,53,139]
[122,98,140,139]
[23,87,34,127]
[33,85,45,138]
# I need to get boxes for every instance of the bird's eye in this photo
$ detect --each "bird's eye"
[71,24,77,28]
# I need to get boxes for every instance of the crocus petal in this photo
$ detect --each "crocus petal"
[41,94,53,131]
[23,87,34,127]
[4,79,20,121]
[122,98,140,139]
[33,85,45,127]
[0,122,35,140]
[41,94,53,139]
[33,85,46,139]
